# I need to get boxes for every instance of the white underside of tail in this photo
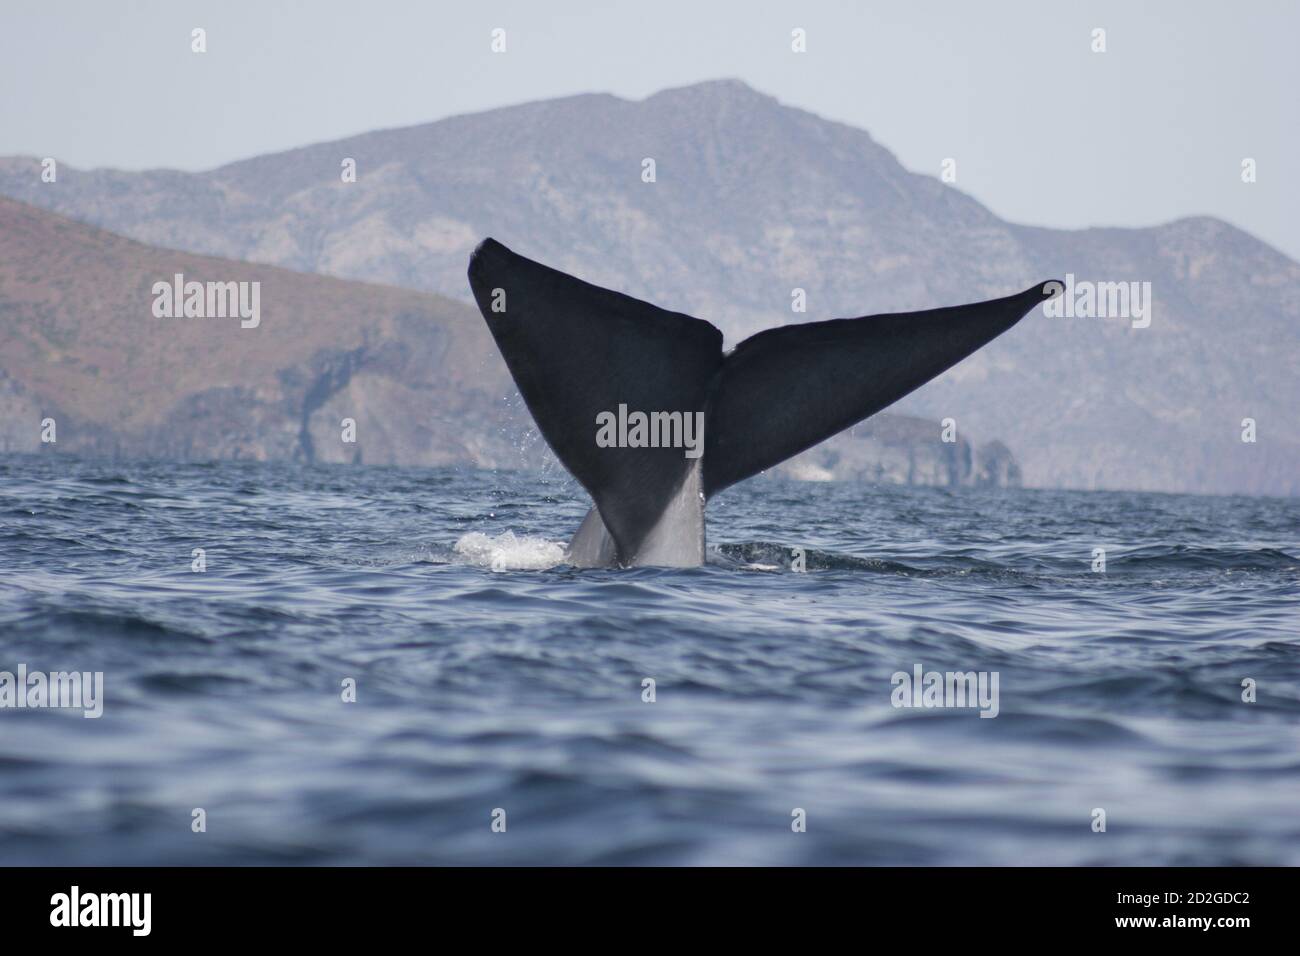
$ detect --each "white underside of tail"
[566,460,706,568]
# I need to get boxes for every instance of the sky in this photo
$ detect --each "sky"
[2,0,1296,259]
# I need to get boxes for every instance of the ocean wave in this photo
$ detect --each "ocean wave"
[710,541,910,573]
[1111,545,1299,571]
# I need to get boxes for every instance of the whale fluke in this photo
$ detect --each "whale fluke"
[468,237,1059,567]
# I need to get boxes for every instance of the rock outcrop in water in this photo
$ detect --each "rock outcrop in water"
[4,80,1293,495]
[0,197,1019,483]
[774,416,1021,488]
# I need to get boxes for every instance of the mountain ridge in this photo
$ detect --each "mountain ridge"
[0,195,1013,488]
[1,79,1295,494]
[0,195,524,466]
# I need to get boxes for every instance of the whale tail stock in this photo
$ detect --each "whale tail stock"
[468,237,1060,567]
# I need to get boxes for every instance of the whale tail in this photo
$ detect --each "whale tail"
[468,238,1060,567]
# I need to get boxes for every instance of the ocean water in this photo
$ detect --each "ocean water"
[0,454,1296,866]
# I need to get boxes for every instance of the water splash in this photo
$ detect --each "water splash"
[453,530,566,571]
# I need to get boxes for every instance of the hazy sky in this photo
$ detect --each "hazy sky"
[2,0,1296,258]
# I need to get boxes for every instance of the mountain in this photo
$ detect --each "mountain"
[0,196,524,466]
[2,79,1296,494]
[0,196,1005,488]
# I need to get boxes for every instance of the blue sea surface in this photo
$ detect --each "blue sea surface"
[0,455,1297,865]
